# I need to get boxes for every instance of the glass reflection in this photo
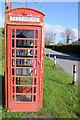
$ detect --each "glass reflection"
[16,30,34,38]
[16,40,33,48]
[16,68,33,76]
[12,29,14,38]
[16,59,33,66]
[35,30,38,38]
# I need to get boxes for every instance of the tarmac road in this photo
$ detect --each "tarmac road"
[45,48,80,81]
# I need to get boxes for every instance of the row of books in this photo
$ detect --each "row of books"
[12,59,37,67]
[12,50,37,56]
[12,68,37,76]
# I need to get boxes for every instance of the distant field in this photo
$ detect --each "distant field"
[1,38,79,119]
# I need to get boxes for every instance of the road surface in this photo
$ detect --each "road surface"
[45,48,80,80]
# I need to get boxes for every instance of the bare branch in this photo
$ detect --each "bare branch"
[45,32,56,45]
[61,29,76,44]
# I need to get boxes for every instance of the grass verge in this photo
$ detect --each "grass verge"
[0,39,79,119]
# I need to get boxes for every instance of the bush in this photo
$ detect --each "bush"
[45,44,80,56]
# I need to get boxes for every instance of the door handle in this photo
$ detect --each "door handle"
[38,61,40,66]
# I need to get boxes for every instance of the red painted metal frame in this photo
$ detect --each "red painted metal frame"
[6,25,41,112]
[5,8,45,112]
[39,27,45,109]
[5,23,7,108]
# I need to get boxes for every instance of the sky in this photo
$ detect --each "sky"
[0,1,78,43]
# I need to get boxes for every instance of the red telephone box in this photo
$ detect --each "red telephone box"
[5,8,45,112]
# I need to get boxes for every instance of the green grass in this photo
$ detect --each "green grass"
[39,57,79,118]
[0,38,79,119]
[0,37,5,76]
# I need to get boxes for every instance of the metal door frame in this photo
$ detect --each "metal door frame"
[7,25,41,112]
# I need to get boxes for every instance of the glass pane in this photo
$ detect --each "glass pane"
[16,68,33,76]
[16,86,32,93]
[33,95,36,102]
[12,49,14,57]
[16,30,34,38]
[35,40,37,48]
[35,30,38,38]
[12,59,14,66]
[34,56,37,58]
[16,95,32,102]
[35,50,37,55]
[12,95,14,102]
[16,59,33,66]
[12,40,14,47]
[34,68,37,76]
[16,77,32,85]
[16,40,33,48]
[34,78,36,85]
[16,49,34,57]
[12,29,14,38]
[12,77,14,85]
[12,68,14,75]
[34,87,36,93]
[34,59,37,68]
[16,50,25,56]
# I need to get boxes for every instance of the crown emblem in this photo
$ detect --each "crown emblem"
[22,11,27,15]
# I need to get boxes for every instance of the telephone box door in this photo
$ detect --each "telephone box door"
[7,25,41,112]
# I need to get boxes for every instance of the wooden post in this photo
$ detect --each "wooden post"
[5,0,11,11]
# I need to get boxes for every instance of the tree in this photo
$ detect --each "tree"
[45,32,56,45]
[57,40,63,46]
[61,29,76,44]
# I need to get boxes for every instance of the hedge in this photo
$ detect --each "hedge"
[45,44,80,56]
